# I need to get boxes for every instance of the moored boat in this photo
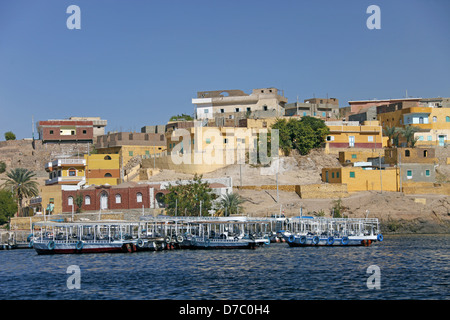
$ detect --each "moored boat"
[31,221,140,254]
[281,217,383,247]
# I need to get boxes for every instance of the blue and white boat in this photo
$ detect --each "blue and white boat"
[281,217,383,247]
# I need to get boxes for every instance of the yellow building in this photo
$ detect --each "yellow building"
[95,132,167,167]
[322,166,400,193]
[378,106,450,146]
[324,120,388,151]
[84,154,120,186]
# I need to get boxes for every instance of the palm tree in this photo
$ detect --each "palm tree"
[398,126,420,147]
[217,193,246,216]
[383,125,400,147]
[2,168,39,217]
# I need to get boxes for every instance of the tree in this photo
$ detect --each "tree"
[4,131,16,141]
[163,174,218,216]
[217,192,246,216]
[2,168,39,216]
[271,117,329,156]
[0,190,18,225]
[169,113,193,122]
[398,126,420,147]
[383,125,401,147]
[0,161,6,174]
[75,194,83,213]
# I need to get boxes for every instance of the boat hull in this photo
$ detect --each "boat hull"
[183,237,268,250]
[284,235,379,247]
[33,241,137,255]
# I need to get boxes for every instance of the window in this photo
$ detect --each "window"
[206,138,211,144]
[433,116,437,123]
[223,138,228,144]
[83,130,87,134]
[235,108,240,112]
[407,170,412,179]
[49,130,54,134]
[85,196,91,205]
[336,172,340,178]
[136,192,143,203]
[129,151,133,157]
[68,196,73,206]
[326,136,334,141]
[322,112,326,117]
[220,109,224,113]
[405,150,410,157]
[115,194,121,204]
[350,171,355,178]
[446,116,450,122]
[425,170,430,177]
[423,150,428,157]
[104,155,111,160]
[351,154,357,159]
[68,168,76,176]
[303,112,307,116]
[368,136,374,142]
[145,150,150,155]
[263,106,268,111]
[418,136,424,141]
[247,107,251,112]
[71,131,75,135]
[332,172,335,178]
[428,136,432,141]
[204,109,209,114]
[104,173,112,177]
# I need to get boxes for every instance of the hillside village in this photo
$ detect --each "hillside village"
[1,88,450,233]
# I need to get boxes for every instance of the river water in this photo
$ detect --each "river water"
[0,234,448,300]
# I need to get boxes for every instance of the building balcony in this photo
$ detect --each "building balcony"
[45,158,86,171]
[45,176,86,185]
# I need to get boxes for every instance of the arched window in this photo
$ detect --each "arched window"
[104,155,112,160]
[85,195,91,205]
[433,116,437,123]
[68,196,73,206]
[136,192,143,203]
[115,194,121,204]
[104,173,112,177]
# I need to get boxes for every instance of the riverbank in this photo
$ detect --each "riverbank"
[235,189,450,234]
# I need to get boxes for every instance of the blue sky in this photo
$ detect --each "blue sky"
[1,0,449,139]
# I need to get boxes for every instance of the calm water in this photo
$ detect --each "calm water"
[0,234,448,300]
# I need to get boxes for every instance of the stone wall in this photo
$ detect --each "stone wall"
[297,183,349,199]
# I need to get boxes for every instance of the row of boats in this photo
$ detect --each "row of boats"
[30,215,383,254]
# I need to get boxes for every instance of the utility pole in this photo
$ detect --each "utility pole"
[399,151,402,192]
[379,153,383,193]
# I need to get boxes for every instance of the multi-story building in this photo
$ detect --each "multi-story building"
[384,147,437,184]
[94,132,167,167]
[193,88,287,121]
[324,120,387,150]
[377,100,450,147]
[284,97,340,119]
[37,117,107,143]
[84,154,121,186]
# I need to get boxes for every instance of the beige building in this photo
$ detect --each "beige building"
[193,88,288,121]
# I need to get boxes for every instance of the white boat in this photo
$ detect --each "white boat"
[281,217,383,247]
[31,221,140,254]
